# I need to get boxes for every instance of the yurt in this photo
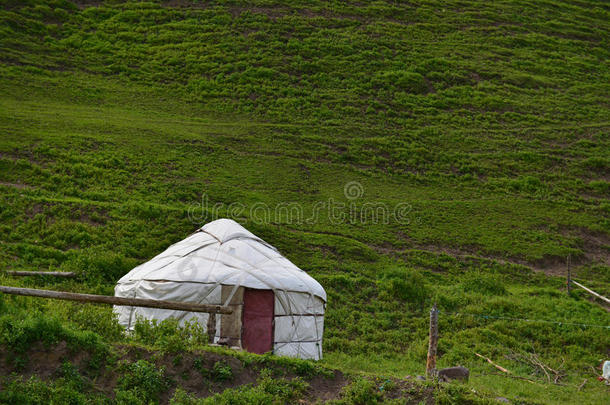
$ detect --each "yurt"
[114,218,326,360]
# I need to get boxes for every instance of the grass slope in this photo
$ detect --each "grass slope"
[0,0,609,403]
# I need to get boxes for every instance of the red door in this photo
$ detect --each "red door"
[242,288,274,354]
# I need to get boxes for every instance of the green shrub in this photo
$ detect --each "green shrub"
[170,388,202,405]
[0,376,91,405]
[212,361,233,381]
[256,369,308,401]
[193,356,207,377]
[0,313,109,367]
[115,388,148,405]
[55,302,124,342]
[435,383,491,405]
[333,378,382,405]
[58,361,85,390]
[118,359,168,402]
[132,317,208,351]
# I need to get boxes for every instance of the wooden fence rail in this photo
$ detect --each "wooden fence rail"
[0,285,233,314]
[572,281,610,305]
[5,271,76,278]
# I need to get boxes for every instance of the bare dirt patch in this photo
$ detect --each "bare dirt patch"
[0,181,29,190]
[308,369,349,402]
[0,341,89,381]
[71,0,103,9]
[557,225,610,267]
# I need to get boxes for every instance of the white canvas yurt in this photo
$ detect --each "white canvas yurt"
[113,218,326,360]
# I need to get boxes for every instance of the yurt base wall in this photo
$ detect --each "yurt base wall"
[114,284,325,360]
[272,291,325,360]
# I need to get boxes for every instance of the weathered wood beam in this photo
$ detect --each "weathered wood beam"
[5,271,77,278]
[572,281,610,305]
[0,285,233,314]
[475,352,511,374]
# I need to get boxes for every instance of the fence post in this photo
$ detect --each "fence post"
[207,312,217,343]
[426,303,439,378]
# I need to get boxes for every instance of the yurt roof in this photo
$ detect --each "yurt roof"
[117,219,326,301]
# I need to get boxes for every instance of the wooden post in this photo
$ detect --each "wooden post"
[207,312,217,343]
[5,271,76,278]
[566,255,571,294]
[0,285,233,314]
[426,303,439,378]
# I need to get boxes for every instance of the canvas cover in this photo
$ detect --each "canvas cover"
[113,218,326,360]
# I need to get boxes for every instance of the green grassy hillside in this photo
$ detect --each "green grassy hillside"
[0,0,609,403]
